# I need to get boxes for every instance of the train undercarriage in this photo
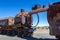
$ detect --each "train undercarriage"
[0,23,34,37]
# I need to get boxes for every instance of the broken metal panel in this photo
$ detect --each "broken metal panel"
[48,3,60,35]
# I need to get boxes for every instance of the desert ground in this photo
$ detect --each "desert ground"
[0,27,57,40]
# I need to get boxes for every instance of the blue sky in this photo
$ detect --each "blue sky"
[0,0,60,26]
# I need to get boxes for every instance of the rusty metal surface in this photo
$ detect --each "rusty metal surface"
[47,3,60,35]
[0,17,14,26]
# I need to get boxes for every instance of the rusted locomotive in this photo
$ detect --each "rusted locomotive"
[0,2,60,39]
[0,16,33,37]
[47,2,60,39]
[0,17,16,35]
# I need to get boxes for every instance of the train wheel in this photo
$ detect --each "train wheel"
[55,35,60,39]
[17,31,22,37]
[6,30,9,35]
[0,30,3,34]
[11,30,16,36]
[2,30,5,35]
[7,30,16,36]
[27,32,33,37]
[3,30,7,35]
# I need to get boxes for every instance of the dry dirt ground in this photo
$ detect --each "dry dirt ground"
[0,28,58,40]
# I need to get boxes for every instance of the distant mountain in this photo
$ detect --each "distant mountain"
[37,26,49,27]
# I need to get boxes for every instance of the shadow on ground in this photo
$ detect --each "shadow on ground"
[18,36,58,40]
[0,34,58,40]
[0,32,58,40]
